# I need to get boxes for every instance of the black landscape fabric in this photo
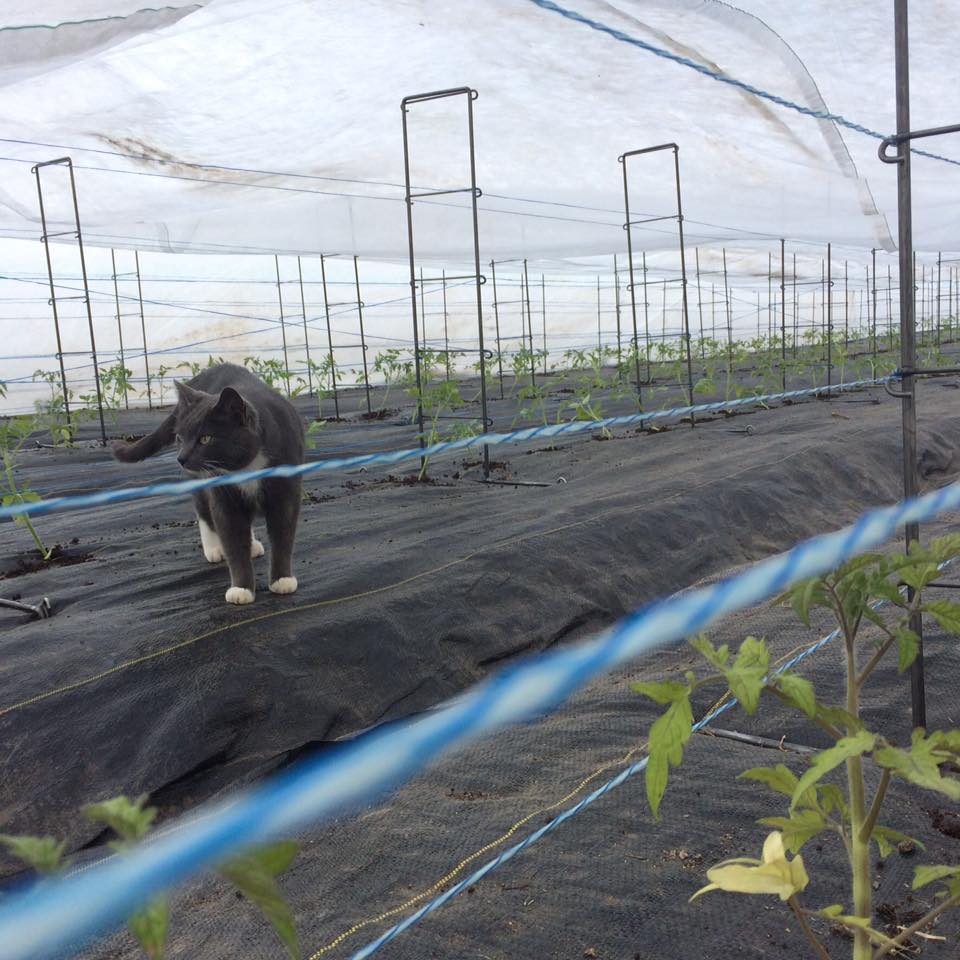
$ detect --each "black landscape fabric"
[1,372,959,958]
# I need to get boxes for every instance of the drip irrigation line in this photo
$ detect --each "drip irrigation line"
[1,458,958,959]
[0,376,888,522]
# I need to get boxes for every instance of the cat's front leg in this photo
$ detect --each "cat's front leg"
[211,497,257,604]
[263,477,301,595]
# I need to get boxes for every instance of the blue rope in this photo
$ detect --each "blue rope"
[528,0,960,167]
[0,376,889,522]
[351,623,842,958]
[351,547,960,957]
[1,472,958,959]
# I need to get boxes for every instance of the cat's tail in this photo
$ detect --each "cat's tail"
[111,413,176,463]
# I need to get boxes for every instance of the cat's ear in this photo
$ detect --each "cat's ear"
[174,381,204,405]
[214,386,247,423]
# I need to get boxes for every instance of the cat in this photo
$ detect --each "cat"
[111,363,305,605]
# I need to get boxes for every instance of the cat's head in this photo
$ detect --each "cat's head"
[173,382,261,475]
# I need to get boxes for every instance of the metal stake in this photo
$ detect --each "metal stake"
[523,258,535,388]
[354,256,372,415]
[274,255,291,396]
[541,273,547,374]
[33,157,106,443]
[780,239,786,389]
[297,256,314,396]
[490,260,504,398]
[134,250,151,410]
[319,253,340,419]
[110,248,129,409]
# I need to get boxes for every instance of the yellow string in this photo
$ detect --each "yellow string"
[307,739,649,959]
[309,621,838,957]
[0,428,861,720]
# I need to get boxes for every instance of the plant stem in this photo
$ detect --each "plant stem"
[843,626,872,960]
[871,892,960,959]
[858,769,891,844]
[788,897,832,960]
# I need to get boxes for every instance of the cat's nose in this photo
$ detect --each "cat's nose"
[177,454,187,466]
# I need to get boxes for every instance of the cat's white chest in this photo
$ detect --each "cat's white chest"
[238,452,270,501]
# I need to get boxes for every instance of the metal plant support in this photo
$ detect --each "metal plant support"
[318,254,340,420]
[402,86,490,478]
[109,249,131,409]
[619,143,695,420]
[296,257,314,396]
[273,255,292,396]
[32,157,107,445]
[879,0,960,729]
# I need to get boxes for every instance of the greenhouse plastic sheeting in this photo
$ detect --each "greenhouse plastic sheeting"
[1,0,959,258]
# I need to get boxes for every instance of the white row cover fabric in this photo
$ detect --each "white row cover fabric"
[0,0,958,259]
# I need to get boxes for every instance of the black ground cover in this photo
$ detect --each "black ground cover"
[1,356,959,958]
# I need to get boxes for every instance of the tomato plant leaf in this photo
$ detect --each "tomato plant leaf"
[0,834,65,874]
[645,693,693,818]
[775,673,817,718]
[738,764,798,798]
[127,897,169,960]
[790,731,877,811]
[218,842,301,960]
[757,810,827,853]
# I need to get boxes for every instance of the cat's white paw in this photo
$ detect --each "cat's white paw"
[269,576,298,595]
[225,586,255,605]
[198,519,224,563]
[250,537,265,559]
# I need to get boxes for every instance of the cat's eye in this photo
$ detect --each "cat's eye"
[199,435,212,445]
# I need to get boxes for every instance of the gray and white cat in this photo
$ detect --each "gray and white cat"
[112,363,305,605]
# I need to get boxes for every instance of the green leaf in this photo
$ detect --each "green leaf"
[791,731,877,811]
[0,834,65,874]
[815,705,863,734]
[912,864,960,891]
[127,897,169,960]
[816,784,848,820]
[689,634,729,670]
[931,534,960,565]
[631,680,689,705]
[782,579,828,627]
[645,693,694,818]
[899,562,941,591]
[218,842,301,960]
[758,810,828,852]
[776,673,817,718]
[739,764,798,798]
[894,628,920,674]
[724,636,769,715]
[924,600,960,636]
[82,795,156,848]
[817,904,845,918]
[873,826,925,859]
[874,730,960,801]
[868,577,906,607]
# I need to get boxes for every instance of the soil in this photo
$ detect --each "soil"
[0,542,94,580]
[2,351,959,958]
